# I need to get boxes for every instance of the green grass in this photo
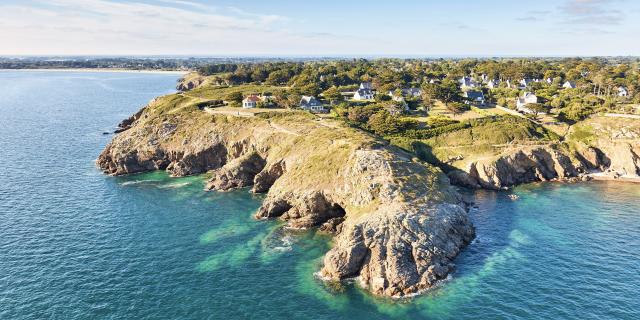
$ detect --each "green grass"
[186,84,288,101]
[567,124,596,145]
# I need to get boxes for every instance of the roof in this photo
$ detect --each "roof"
[402,88,422,96]
[356,88,373,95]
[464,91,484,100]
[243,95,261,103]
[460,77,476,86]
[518,92,538,104]
[360,82,373,89]
[300,95,321,107]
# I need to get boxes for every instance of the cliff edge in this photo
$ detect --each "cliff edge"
[97,94,475,297]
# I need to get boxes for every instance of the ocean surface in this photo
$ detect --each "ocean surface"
[1,71,639,320]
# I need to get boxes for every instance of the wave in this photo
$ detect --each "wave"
[158,182,191,189]
[119,180,157,186]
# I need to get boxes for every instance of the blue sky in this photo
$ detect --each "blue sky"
[0,0,638,56]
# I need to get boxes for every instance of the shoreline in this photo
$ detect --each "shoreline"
[0,68,189,75]
[585,172,640,184]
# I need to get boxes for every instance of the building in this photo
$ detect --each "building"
[463,90,486,106]
[402,88,422,97]
[563,81,577,89]
[519,78,534,88]
[487,79,501,89]
[388,90,405,102]
[618,86,629,97]
[359,82,373,90]
[516,92,539,114]
[354,88,374,100]
[299,96,325,113]
[242,95,260,108]
[505,79,514,88]
[459,77,477,89]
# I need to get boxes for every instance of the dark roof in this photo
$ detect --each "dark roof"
[360,82,373,89]
[300,96,321,107]
[464,91,484,100]
[357,88,373,95]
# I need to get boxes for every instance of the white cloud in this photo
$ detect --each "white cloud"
[0,0,355,55]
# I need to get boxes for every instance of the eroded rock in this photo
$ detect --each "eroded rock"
[97,96,475,298]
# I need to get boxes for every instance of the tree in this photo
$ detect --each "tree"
[375,94,392,102]
[347,105,382,123]
[273,92,300,109]
[446,102,469,117]
[527,103,550,117]
[435,80,462,105]
[367,110,405,135]
[266,70,291,85]
[322,86,343,105]
[421,83,438,102]
[225,91,243,104]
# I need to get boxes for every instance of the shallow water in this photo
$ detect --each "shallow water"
[1,71,638,319]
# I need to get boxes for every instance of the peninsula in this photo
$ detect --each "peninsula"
[98,57,640,297]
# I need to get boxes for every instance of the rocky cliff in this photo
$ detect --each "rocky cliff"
[176,73,207,91]
[434,116,640,189]
[97,94,475,297]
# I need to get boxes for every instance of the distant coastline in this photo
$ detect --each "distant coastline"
[0,68,189,75]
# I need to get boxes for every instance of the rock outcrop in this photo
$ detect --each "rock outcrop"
[97,94,475,298]
[447,146,581,189]
[441,116,640,189]
[176,73,207,91]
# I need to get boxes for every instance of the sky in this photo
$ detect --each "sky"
[0,0,638,57]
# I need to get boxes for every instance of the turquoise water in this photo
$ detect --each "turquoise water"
[1,71,639,319]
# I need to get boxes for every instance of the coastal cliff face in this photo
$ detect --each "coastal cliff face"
[447,145,580,189]
[438,116,640,189]
[97,94,475,297]
[176,73,207,91]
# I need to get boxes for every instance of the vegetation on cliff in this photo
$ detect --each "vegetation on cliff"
[98,93,475,297]
[99,57,640,298]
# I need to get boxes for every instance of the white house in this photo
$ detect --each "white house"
[242,95,260,108]
[516,92,539,114]
[388,90,404,102]
[299,96,325,113]
[388,87,421,102]
[563,81,577,89]
[505,79,514,88]
[463,90,486,106]
[546,77,554,84]
[460,77,477,89]
[359,82,373,90]
[487,79,501,89]
[354,88,374,100]
[519,78,534,88]
[618,86,629,97]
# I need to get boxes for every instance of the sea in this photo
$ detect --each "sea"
[1,71,638,319]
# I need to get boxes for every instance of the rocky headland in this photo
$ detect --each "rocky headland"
[414,116,640,190]
[99,79,640,297]
[97,94,475,297]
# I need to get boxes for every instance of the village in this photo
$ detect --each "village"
[177,58,639,142]
[219,70,634,139]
